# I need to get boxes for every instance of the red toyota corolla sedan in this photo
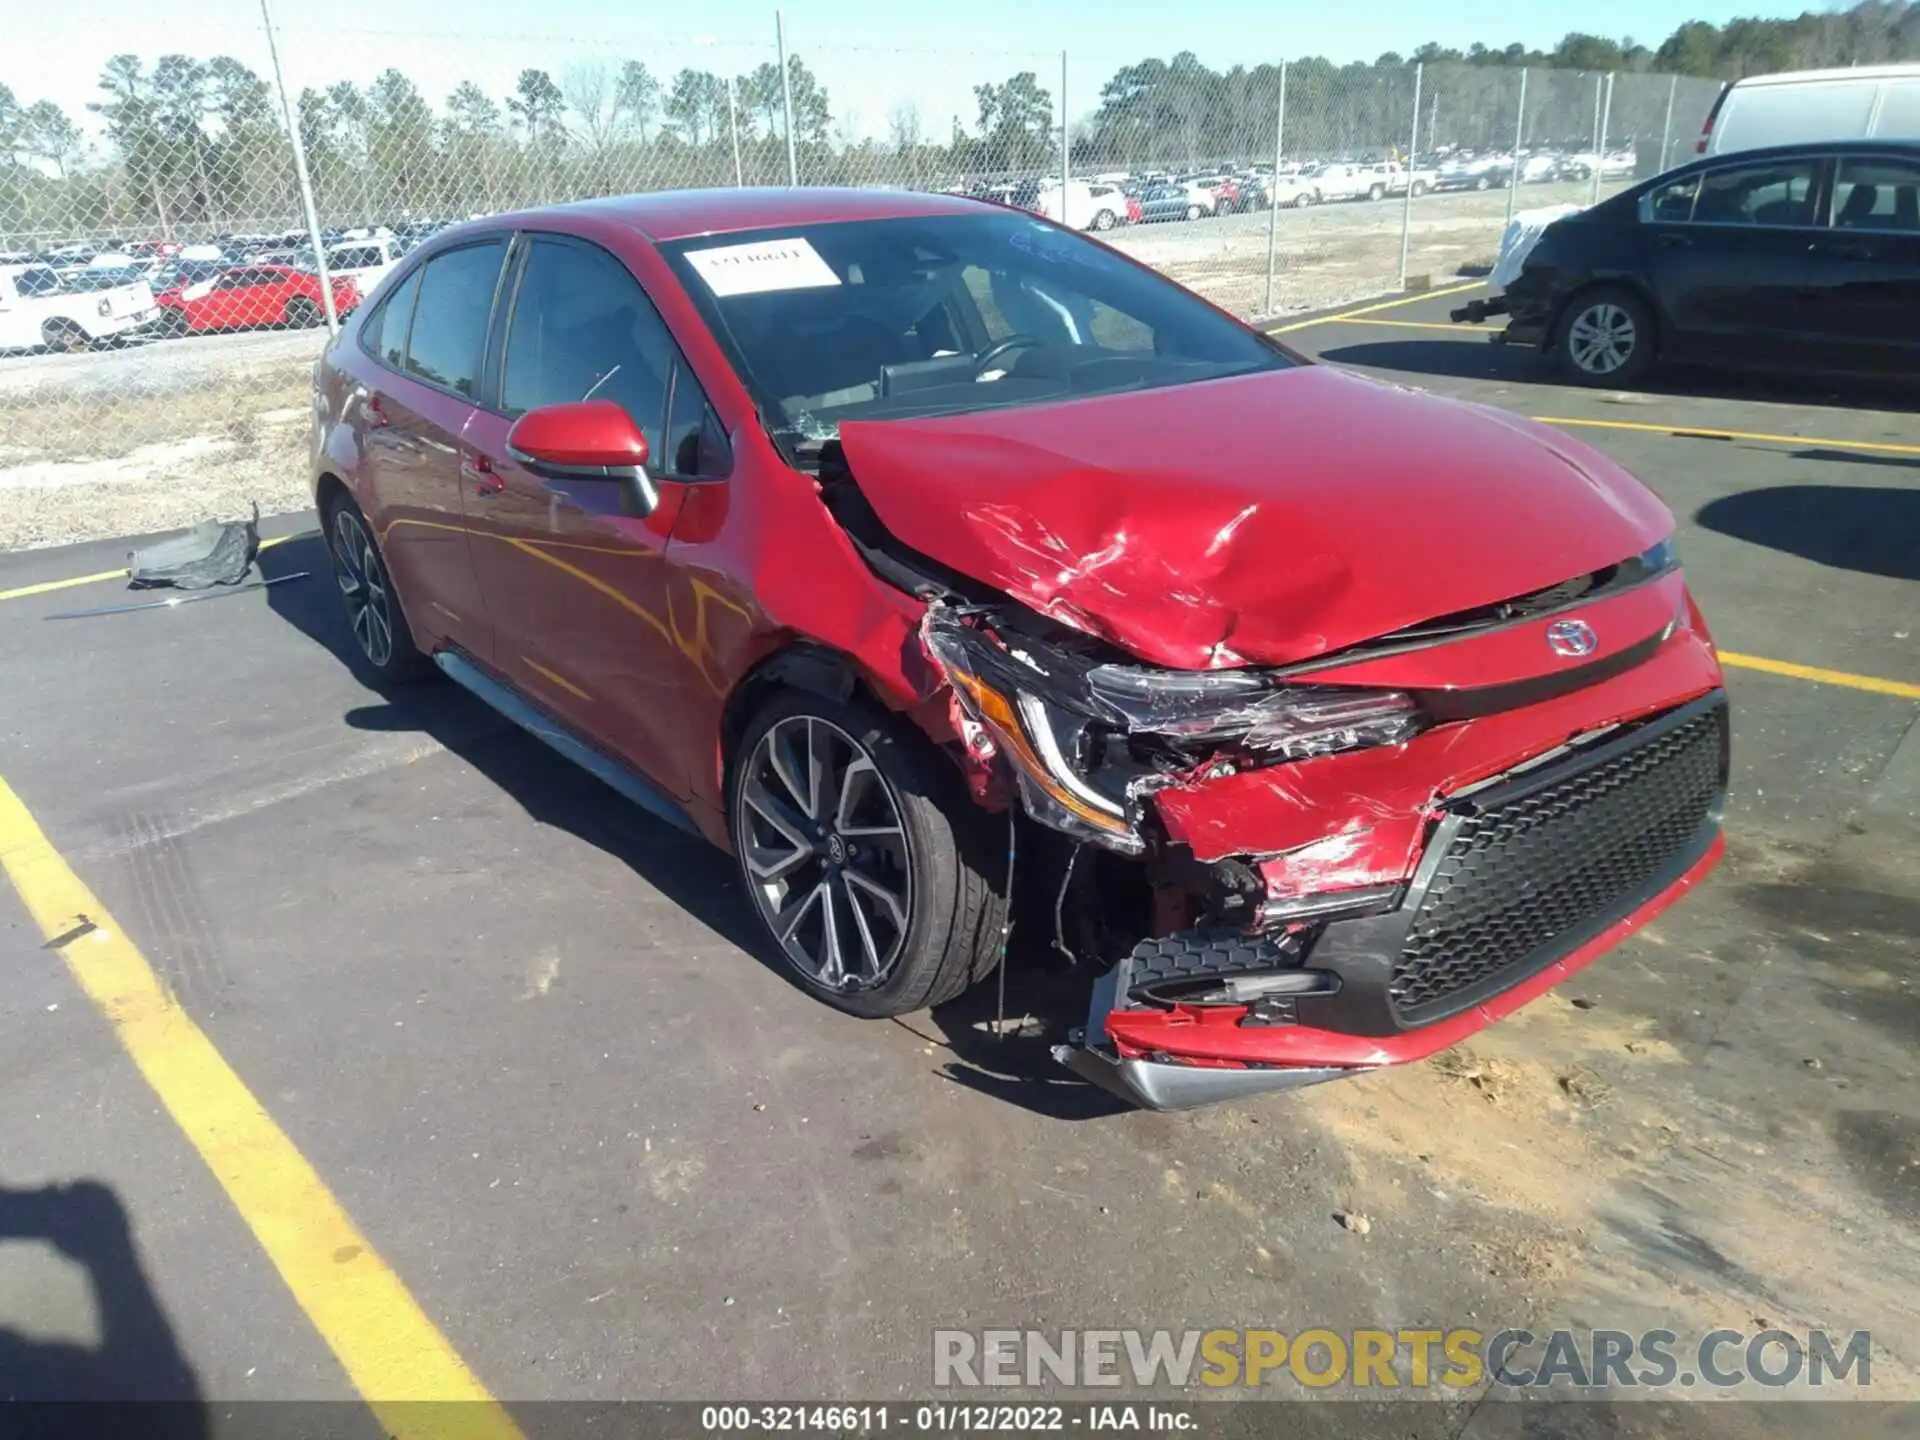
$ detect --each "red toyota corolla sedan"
[310,188,1727,1111]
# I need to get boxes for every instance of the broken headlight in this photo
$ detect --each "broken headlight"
[924,611,1425,853]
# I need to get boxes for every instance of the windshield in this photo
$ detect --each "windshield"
[662,211,1288,445]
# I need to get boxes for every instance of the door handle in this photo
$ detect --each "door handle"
[1655,232,1691,249]
[462,452,505,497]
[1824,241,1875,261]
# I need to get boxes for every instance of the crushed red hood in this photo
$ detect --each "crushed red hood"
[836,365,1673,669]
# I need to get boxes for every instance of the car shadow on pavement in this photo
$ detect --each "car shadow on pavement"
[0,1180,207,1435]
[259,536,1134,1119]
[257,534,764,961]
[1319,337,1920,414]
[1694,484,1920,582]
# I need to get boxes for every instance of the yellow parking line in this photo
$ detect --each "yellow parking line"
[1338,317,1499,334]
[1267,280,1484,334]
[0,776,523,1440]
[1533,415,1920,458]
[1720,652,1920,702]
[0,532,303,604]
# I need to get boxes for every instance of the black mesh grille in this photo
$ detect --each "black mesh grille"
[1390,704,1726,1023]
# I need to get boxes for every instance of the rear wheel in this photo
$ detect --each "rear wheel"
[322,492,431,683]
[1091,208,1116,231]
[40,319,89,353]
[156,308,189,339]
[1185,204,1202,221]
[1368,183,1386,201]
[1556,286,1655,388]
[284,296,320,327]
[729,690,1007,1019]
[1410,180,1428,198]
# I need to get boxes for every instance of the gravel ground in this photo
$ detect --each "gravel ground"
[0,180,1629,552]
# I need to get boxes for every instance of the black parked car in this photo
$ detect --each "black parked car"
[1501,141,1920,386]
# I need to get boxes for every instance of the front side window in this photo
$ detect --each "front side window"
[662,211,1289,447]
[1831,157,1920,232]
[402,242,505,398]
[500,237,682,456]
[1691,158,1819,226]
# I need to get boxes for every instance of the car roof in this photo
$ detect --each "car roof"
[1730,63,1920,89]
[1679,138,1920,167]
[473,186,996,244]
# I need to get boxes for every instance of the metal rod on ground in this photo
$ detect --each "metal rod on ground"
[1506,68,1528,230]
[1659,73,1678,173]
[1588,73,1605,207]
[260,0,337,334]
[1398,62,1422,287]
[1263,60,1288,315]
[727,75,744,187]
[776,11,798,186]
[1596,72,1615,203]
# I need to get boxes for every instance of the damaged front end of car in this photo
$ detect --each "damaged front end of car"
[918,600,1728,1112]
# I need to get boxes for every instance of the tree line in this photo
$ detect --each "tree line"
[2,0,1916,245]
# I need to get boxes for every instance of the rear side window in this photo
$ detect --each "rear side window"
[369,266,422,371]
[1717,81,1877,153]
[499,237,681,454]
[403,242,506,398]
[1832,156,1920,232]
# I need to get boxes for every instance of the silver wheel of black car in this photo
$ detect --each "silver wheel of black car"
[738,714,913,993]
[728,689,1007,1018]
[324,495,430,682]
[1557,286,1654,386]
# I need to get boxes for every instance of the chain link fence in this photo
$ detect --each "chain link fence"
[0,4,1725,548]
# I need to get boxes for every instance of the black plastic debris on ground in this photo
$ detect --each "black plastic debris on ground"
[127,504,260,591]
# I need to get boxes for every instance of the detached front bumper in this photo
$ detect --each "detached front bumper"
[1055,689,1730,1111]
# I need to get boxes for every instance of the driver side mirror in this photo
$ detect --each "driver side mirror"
[506,399,658,517]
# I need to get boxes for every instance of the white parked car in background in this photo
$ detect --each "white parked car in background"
[0,263,157,353]
[1035,180,1128,232]
[325,237,403,296]
[1309,163,1375,202]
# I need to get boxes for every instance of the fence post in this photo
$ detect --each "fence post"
[1398,62,1422,287]
[259,0,337,334]
[1505,67,1527,230]
[1659,73,1679,173]
[776,10,799,186]
[1597,72,1615,199]
[1588,73,1605,206]
[728,75,744,187]
[1263,59,1288,315]
[1060,50,1070,201]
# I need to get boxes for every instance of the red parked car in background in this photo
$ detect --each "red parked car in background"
[309,189,1727,1111]
[156,264,359,335]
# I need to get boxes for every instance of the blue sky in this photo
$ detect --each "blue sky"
[5,0,1770,143]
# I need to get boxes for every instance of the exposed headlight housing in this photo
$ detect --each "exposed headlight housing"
[924,611,1425,853]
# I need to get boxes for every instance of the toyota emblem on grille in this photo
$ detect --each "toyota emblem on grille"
[1546,618,1598,658]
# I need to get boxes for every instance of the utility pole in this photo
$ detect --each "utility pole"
[260,0,337,333]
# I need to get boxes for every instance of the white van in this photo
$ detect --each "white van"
[1700,64,1920,156]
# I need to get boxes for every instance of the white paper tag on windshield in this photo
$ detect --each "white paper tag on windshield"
[683,238,841,297]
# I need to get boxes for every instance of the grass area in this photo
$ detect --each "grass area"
[0,366,312,463]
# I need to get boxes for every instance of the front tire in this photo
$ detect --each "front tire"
[729,690,1008,1019]
[1410,180,1428,198]
[1185,204,1202,221]
[322,493,431,683]
[1091,208,1116,231]
[1368,183,1386,201]
[1556,286,1656,387]
[285,296,320,327]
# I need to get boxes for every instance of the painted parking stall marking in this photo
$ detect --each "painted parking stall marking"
[0,776,524,1440]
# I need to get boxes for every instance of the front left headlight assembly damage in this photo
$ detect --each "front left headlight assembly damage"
[923,608,1426,853]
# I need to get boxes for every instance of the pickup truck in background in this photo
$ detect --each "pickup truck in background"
[0,263,158,353]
